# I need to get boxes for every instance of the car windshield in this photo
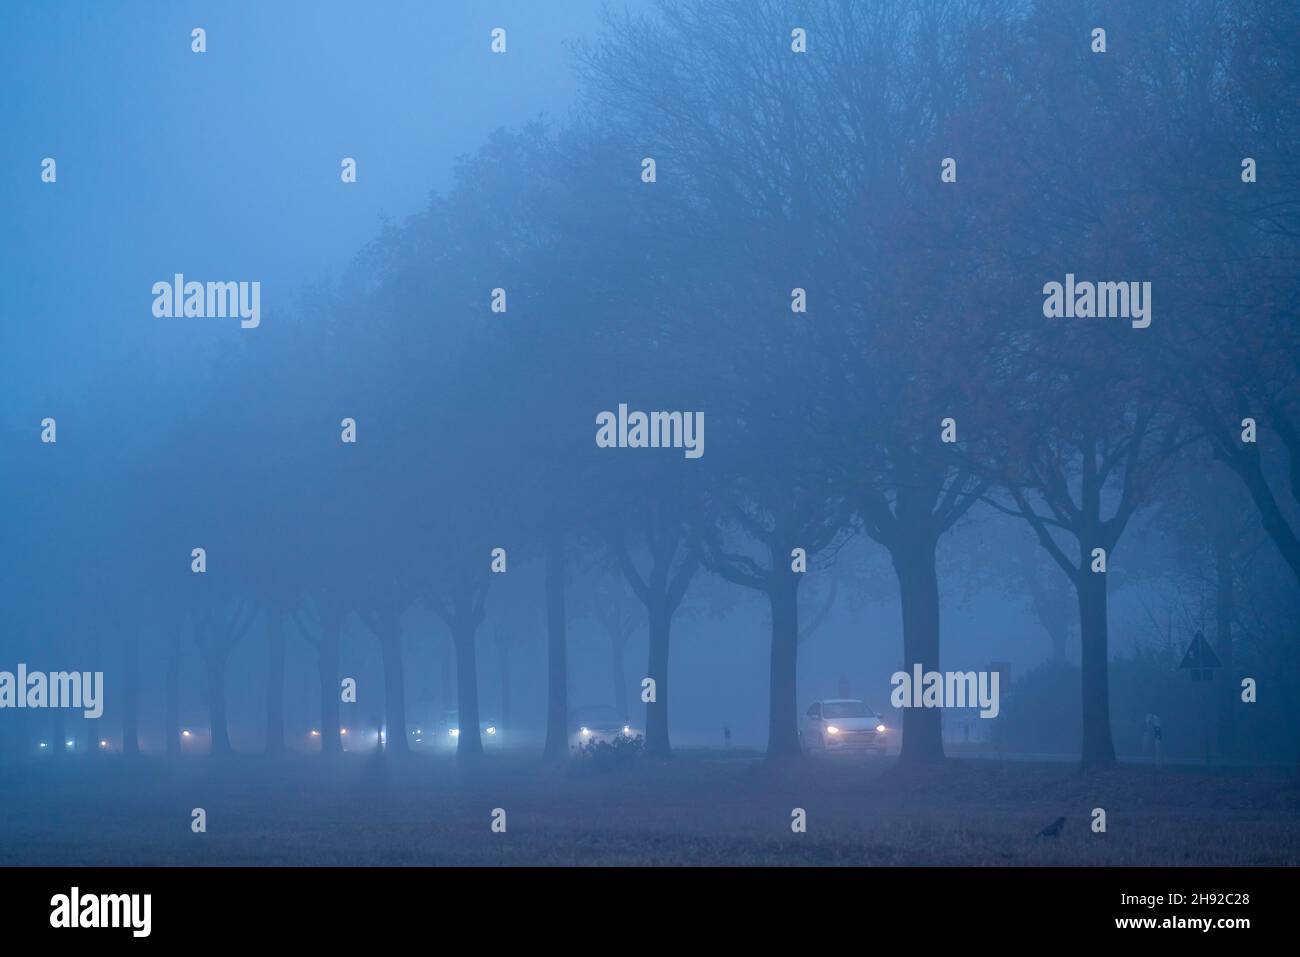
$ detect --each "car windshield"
[574,706,621,725]
[822,701,874,718]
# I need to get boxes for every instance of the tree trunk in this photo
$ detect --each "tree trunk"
[165,632,181,756]
[379,631,409,753]
[454,625,484,761]
[891,536,945,764]
[9,712,29,760]
[1048,617,1068,665]
[439,639,455,714]
[644,601,672,758]
[498,642,512,732]
[317,631,342,754]
[0,707,17,761]
[121,634,140,756]
[85,638,101,755]
[1214,532,1236,757]
[543,541,569,762]
[1076,569,1117,769]
[611,634,628,720]
[207,657,232,756]
[265,612,286,755]
[766,576,802,760]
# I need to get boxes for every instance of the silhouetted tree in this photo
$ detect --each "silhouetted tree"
[191,593,257,756]
[613,507,700,759]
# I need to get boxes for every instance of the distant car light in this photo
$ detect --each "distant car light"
[182,730,192,738]
[310,730,320,736]
[449,728,460,737]
[580,727,590,736]
[826,726,840,735]
[99,740,108,749]
[876,723,887,733]
[486,726,497,735]
[623,725,631,735]
[38,742,47,749]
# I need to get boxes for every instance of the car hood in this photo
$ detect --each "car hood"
[822,716,882,730]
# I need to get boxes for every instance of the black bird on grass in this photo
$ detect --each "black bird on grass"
[1036,816,1066,839]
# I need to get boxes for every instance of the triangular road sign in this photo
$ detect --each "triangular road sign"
[1179,631,1222,671]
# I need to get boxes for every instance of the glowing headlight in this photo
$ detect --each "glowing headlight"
[449,728,460,737]
[876,723,887,733]
[826,726,840,735]
[310,730,320,736]
[182,730,192,738]
[580,727,590,736]
[38,742,47,749]
[99,740,108,749]
[486,726,497,735]
[623,725,631,735]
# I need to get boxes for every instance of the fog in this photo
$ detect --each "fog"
[1,0,1298,867]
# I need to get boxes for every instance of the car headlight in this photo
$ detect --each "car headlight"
[623,725,631,735]
[580,727,590,736]
[876,723,886,733]
[826,726,840,735]
[486,726,496,735]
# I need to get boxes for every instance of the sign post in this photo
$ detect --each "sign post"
[1180,631,1222,765]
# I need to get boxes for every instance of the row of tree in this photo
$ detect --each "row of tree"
[3,0,1297,770]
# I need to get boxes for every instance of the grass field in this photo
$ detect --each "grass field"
[2,749,1297,865]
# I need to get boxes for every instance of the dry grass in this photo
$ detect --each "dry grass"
[1,749,1296,865]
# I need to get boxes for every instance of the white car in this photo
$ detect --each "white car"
[800,699,888,755]
[569,705,638,750]
[436,710,501,748]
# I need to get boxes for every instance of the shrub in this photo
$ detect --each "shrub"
[574,733,644,772]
